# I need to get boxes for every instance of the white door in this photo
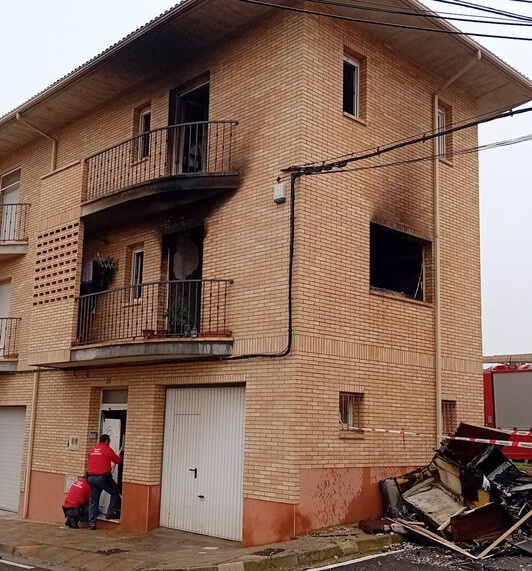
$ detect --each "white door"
[0,282,11,358]
[0,171,20,242]
[99,418,121,514]
[0,407,26,511]
[160,386,245,541]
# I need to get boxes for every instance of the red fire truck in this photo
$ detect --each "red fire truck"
[483,363,532,460]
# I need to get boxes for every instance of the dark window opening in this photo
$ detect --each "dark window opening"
[370,223,426,301]
[339,392,363,429]
[343,58,359,116]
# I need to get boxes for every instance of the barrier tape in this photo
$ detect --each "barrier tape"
[339,423,532,449]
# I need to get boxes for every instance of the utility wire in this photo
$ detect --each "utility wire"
[310,0,532,26]
[431,0,532,22]
[237,0,532,38]
[283,106,532,172]
[331,0,532,22]
[299,104,525,168]
[313,133,532,175]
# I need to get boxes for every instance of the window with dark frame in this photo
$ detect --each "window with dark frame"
[442,400,457,435]
[339,392,363,429]
[370,223,427,302]
[131,249,144,302]
[437,107,446,158]
[343,57,360,117]
[138,108,151,159]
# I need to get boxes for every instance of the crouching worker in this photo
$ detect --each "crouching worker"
[87,434,122,530]
[62,476,90,528]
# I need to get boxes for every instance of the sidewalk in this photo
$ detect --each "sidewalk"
[0,511,402,571]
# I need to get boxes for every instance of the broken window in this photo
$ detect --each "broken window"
[442,400,457,435]
[370,223,427,302]
[339,392,363,429]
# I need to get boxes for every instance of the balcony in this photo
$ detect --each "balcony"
[0,317,21,372]
[67,279,232,367]
[81,121,239,226]
[0,204,30,259]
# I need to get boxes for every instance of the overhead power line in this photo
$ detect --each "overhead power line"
[283,106,532,173]
[431,0,532,22]
[316,133,532,175]
[237,0,532,39]
[310,0,532,26]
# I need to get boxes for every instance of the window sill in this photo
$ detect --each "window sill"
[339,430,364,439]
[343,112,367,126]
[369,288,433,308]
[439,157,453,167]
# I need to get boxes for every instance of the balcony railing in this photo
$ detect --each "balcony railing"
[0,317,21,358]
[76,279,232,346]
[85,121,238,202]
[0,204,30,242]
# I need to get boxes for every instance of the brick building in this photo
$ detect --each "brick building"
[0,0,530,546]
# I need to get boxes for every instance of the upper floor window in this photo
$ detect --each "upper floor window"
[131,248,144,302]
[0,169,21,242]
[437,107,446,158]
[370,223,429,302]
[339,392,364,429]
[138,107,151,159]
[343,57,360,117]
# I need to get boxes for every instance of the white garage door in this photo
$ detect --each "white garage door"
[0,407,26,512]
[160,386,245,541]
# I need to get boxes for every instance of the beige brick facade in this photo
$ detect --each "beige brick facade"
[0,2,528,546]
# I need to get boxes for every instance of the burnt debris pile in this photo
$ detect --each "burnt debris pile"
[377,423,532,560]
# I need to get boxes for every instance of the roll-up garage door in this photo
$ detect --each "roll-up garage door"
[0,407,26,512]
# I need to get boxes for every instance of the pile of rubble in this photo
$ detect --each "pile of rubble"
[377,423,532,561]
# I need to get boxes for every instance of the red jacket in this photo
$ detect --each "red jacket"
[88,442,122,475]
[64,478,90,508]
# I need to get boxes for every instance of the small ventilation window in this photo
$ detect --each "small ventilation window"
[442,400,457,435]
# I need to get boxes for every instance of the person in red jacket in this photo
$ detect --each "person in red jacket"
[87,434,122,530]
[62,476,90,528]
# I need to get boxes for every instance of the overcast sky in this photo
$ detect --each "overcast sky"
[0,0,530,356]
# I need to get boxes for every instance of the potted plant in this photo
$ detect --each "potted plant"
[162,303,190,336]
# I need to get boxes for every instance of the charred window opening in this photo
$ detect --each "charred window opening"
[370,223,426,301]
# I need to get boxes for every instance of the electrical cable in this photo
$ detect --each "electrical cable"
[430,0,532,22]
[309,0,532,26]
[309,133,532,175]
[283,106,532,172]
[299,104,523,168]
[236,0,532,39]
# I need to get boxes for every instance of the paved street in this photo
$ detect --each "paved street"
[310,547,532,571]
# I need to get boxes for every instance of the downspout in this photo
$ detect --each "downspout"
[433,50,481,440]
[15,113,57,172]
[23,367,40,518]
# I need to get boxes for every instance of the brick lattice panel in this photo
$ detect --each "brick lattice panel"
[33,223,79,305]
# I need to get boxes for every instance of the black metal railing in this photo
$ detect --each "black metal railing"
[0,204,30,242]
[76,279,232,346]
[85,121,238,202]
[0,317,21,358]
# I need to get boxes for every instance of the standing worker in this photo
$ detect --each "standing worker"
[62,475,90,528]
[87,434,122,530]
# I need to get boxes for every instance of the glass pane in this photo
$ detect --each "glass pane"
[102,389,128,404]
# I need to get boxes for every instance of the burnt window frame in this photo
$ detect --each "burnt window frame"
[369,223,430,302]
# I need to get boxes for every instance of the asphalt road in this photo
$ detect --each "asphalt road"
[309,547,532,571]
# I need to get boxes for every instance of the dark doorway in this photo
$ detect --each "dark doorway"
[174,84,210,174]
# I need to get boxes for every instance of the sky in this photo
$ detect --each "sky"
[0,0,530,356]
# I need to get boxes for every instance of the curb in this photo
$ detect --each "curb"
[1,533,403,571]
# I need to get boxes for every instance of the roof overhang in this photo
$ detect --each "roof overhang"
[0,0,531,158]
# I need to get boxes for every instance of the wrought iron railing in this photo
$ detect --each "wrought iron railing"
[84,121,238,202]
[76,279,232,346]
[0,204,30,242]
[0,317,21,358]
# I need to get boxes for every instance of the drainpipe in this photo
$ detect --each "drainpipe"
[15,113,57,172]
[23,368,40,518]
[433,50,482,441]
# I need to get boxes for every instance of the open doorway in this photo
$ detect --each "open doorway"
[173,83,210,174]
[99,389,127,521]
